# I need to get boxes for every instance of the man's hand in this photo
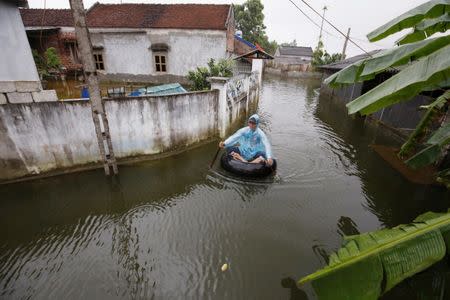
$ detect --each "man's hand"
[219,141,225,148]
[266,158,273,166]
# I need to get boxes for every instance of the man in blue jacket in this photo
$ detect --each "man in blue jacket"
[219,114,274,166]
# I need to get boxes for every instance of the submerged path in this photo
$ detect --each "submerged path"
[0,76,448,299]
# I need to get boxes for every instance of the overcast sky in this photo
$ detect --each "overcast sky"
[27,0,428,56]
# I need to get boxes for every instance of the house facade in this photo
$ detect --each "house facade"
[272,46,313,71]
[20,3,235,83]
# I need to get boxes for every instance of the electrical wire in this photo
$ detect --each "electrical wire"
[296,0,372,56]
[286,0,340,40]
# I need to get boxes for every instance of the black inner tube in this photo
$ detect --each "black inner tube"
[220,153,277,177]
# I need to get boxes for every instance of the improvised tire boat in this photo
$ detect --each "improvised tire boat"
[220,153,277,177]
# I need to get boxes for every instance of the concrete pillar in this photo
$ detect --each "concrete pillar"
[209,77,229,138]
[251,59,264,84]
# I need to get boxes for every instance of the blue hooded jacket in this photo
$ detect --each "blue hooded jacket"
[224,114,273,160]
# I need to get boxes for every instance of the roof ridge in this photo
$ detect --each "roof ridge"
[19,8,71,11]
[94,3,230,5]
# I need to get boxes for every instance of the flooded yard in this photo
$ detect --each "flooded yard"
[0,76,448,299]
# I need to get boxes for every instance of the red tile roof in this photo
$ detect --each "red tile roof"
[20,8,74,27]
[20,4,231,30]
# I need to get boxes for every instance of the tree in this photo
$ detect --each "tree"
[323,0,450,185]
[187,58,233,91]
[281,39,297,47]
[234,0,278,54]
[312,40,343,66]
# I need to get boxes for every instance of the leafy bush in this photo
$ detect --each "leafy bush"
[32,47,61,78]
[44,47,61,70]
[187,58,233,91]
[312,40,343,66]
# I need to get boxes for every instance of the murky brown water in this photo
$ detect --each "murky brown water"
[0,76,449,299]
[45,79,163,99]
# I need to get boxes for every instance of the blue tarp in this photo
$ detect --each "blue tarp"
[234,34,257,49]
[129,83,187,96]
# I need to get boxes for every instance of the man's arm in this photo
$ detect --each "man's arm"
[219,128,246,148]
[259,130,273,159]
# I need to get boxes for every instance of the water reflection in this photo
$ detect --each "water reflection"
[315,91,449,227]
[281,277,309,300]
[0,76,449,299]
[337,216,360,237]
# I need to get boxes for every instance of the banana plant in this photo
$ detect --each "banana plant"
[299,211,450,300]
[323,0,450,181]
[367,0,450,42]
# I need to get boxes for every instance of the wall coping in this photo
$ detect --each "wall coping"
[208,77,229,83]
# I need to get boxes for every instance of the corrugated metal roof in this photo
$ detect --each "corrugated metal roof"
[319,50,384,70]
[278,46,313,57]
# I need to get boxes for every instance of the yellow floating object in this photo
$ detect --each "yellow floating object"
[221,263,228,272]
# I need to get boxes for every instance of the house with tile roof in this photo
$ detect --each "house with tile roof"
[20,2,235,83]
[272,46,314,72]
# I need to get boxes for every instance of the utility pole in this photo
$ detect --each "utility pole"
[69,0,118,176]
[318,5,327,41]
[341,27,351,60]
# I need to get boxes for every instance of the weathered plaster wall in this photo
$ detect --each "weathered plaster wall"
[0,70,261,183]
[89,28,228,78]
[106,91,219,158]
[0,101,100,181]
[0,2,40,82]
[0,91,219,182]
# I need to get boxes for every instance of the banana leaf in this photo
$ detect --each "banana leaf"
[428,122,450,145]
[406,107,450,169]
[299,211,450,300]
[325,36,450,87]
[397,14,450,45]
[399,90,450,157]
[324,60,366,86]
[367,0,450,42]
[346,44,450,115]
[405,144,443,168]
[406,123,450,169]
[361,36,450,79]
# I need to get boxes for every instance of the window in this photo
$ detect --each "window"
[65,42,80,64]
[93,52,105,70]
[154,54,167,73]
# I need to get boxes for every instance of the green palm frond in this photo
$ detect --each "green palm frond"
[367,0,450,42]
[397,13,450,45]
[346,44,450,115]
[299,211,450,300]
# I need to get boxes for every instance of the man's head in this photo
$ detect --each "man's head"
[248,114,259,131]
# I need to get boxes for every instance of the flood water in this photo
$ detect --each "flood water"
[1,76,449,299]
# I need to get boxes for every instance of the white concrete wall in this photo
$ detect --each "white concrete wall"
[97,32,153,75]
[0,101,100,180]
[106,92,218,158]
[0,91,219,182]
[0,2,40,82]
[0,72,260,182]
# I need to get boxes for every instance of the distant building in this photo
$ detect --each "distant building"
[20,3,235,83]
[272,46,313,72]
